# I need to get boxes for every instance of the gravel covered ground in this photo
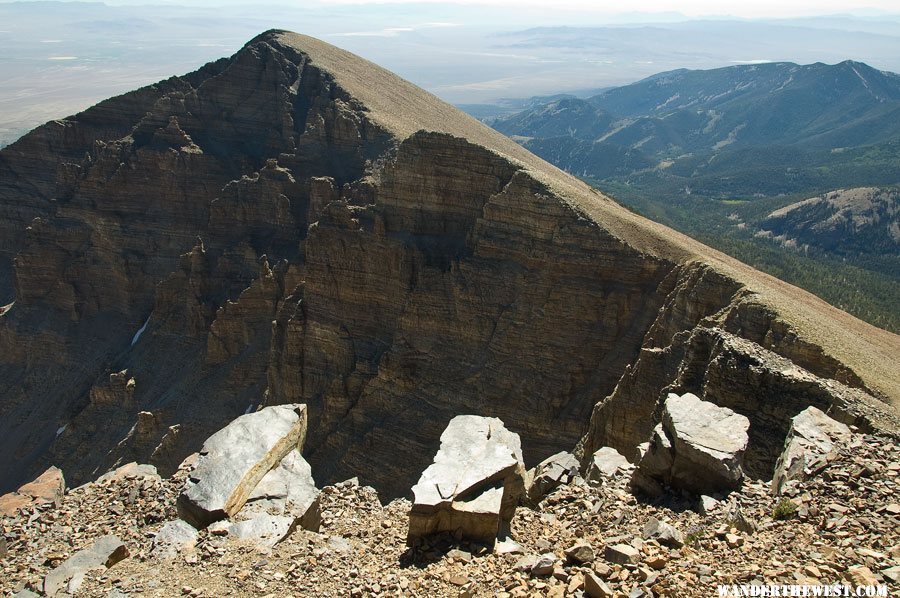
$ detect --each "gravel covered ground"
[2,432,899,597]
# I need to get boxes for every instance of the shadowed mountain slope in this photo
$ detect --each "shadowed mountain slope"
[0,31,897,498]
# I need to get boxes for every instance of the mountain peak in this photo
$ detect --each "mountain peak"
[0,31,897,501]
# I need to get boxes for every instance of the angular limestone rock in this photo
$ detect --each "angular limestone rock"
[631,393,749,496]
[771,406,851,495]
[565,541,595,564]
[43,535,128,596]
[150,520,198,560]
[408,415,525,545]
[525,451,579,506]
[240,449,321,532]
[209,449,322,547]
[587,447,631,482]
[177,404,308,529]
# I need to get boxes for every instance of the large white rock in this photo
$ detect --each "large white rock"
[631,393,749,496]
[241,449,321,530]
[177,404,308,529]
[771,406,851,494]
[408,415,525,544]
[209,448,322,547]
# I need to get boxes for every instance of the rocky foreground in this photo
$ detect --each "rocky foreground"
[2,408,898,597]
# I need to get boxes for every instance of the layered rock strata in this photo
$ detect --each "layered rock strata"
[0,30,898,498]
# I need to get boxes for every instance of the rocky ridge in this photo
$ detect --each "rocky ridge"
[1,410,898,596]
[0,30,898,509]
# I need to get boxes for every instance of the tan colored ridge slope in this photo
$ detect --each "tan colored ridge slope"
[268,31,900,408]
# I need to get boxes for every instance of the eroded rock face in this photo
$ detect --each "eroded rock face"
[771,406,851,494]
[408,415,525,545]
[0,30,897,498]
[631,393,749,496]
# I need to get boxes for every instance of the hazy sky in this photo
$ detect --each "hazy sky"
[52,0,900,19]
[2,0,900,143]
[303,0,899,18]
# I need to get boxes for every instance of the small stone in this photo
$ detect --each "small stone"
[495,538,524,555]
[846,566,879,587]
[881,566,900,583]
[151,520,198,560]
[531,552,557,576]
[515,555,538,572]
[584,571,614,598]
[565,541,595,564]
[447,549,472,563]
[699,495,719,514]
[604,543,640,565]
[725,533,744,548]
[646,555,667,570]
[587,447,631,481]
[567,574,584,593]
[449,574,468,586]
[593,562,612,577]
[44,536,129,597]
[803,565,822,578]
[642,517,684,548]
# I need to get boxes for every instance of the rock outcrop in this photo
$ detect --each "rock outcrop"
[1,419,898,597]
[0,466,65,517]
[0,30,898,501]
[408,415,526,545]
[771,406,851,494]
[631,393,749,496]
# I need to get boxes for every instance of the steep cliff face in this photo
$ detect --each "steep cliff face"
[0,31,898,496]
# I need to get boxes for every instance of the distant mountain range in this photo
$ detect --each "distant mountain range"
[485,61,900,332]
[492,60,900,186]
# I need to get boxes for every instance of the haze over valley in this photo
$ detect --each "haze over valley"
[3,0,900,146]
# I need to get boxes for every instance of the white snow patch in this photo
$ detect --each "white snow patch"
[131,316,150,346]
[56,424,67,437]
